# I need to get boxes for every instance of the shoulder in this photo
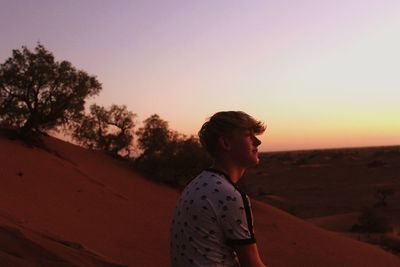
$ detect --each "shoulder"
[180,169,249,207]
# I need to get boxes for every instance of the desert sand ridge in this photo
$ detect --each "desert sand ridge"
[0,135,399,266]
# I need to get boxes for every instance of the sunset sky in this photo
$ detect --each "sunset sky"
[1,0,399,151]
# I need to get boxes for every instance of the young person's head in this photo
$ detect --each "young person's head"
[198,111,266,168]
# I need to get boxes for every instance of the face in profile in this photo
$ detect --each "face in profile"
[226,128,262,168]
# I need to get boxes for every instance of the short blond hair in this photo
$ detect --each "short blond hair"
[198,111,266,157]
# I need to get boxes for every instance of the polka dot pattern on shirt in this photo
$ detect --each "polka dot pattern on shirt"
[170,168,256,267]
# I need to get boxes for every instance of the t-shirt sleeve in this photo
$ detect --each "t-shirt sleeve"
[218,190,256,246]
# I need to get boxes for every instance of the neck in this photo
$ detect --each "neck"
[211,159,246,184]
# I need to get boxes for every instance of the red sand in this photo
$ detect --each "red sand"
[0,135,399,266]
[307,212,361,232]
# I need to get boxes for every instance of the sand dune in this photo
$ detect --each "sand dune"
[0,216,124,267]
[0,135,399,266]
[307,212,361,232]
[253,202,400,267]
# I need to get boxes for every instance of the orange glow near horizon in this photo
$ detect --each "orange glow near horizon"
[1,1,400,152]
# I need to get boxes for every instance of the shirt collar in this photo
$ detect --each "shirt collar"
[205,167,236,186]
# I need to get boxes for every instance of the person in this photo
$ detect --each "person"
[170,111,267,267]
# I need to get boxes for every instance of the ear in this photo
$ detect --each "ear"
[218,135,232,151]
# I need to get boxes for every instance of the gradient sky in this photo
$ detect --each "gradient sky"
[1,0,399,151]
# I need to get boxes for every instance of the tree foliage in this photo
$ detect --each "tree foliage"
[0,44,101,135]
[72,104,136,156]
[374,188,395,208]
[0,45,212,187]
[165,135,212,186]
[136,114,171,158]
[351,208,392,233]
[134,114,211,186]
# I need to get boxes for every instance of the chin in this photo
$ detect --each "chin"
[237,153,260,168]
[252,158,260,166]
[247,156,260,167]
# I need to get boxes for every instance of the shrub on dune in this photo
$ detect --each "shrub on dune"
[351,208,392,233]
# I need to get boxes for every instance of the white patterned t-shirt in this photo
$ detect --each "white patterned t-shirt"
[170,168,256,267]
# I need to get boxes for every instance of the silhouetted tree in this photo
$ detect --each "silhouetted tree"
[0,44,101,136]
[136,114,171,159]
[134,114,211,186]
[162,134,212,186]
[72,104,136,156]
[374,188,395,208]
[351,208,392,233]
